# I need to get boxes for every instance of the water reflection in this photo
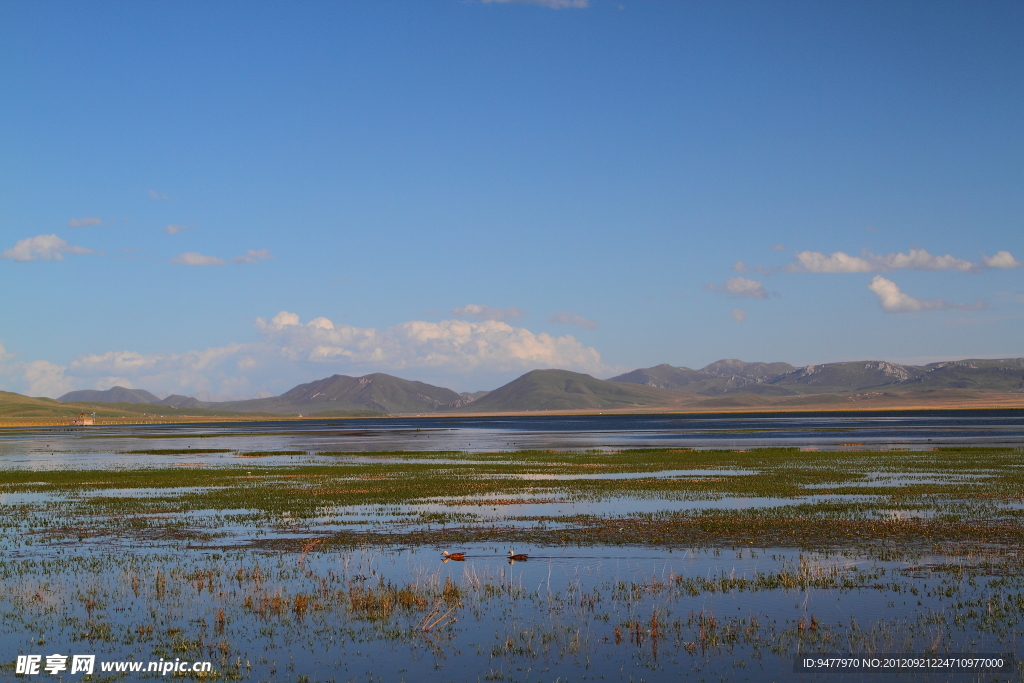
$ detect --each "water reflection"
[2,410,1023,470]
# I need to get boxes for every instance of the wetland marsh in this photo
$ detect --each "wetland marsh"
[2,414,1024,682]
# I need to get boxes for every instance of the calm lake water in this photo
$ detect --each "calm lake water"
[2,412,1022,682]
[2,410,1024,470]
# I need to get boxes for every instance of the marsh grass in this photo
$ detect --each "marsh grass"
[3,445,1024,680]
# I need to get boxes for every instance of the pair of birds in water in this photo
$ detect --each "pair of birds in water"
[442,551,527,562]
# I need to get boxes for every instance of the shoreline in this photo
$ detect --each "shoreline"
[2,394,1024,428]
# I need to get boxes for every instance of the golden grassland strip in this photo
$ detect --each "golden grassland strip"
[2,395,1024,427]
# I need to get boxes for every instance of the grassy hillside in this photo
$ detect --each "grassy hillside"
[159,394,206,408]
[608,364,713,390]
[57,386,162,404]
[216,373,466,414]
[0,392,279,422]
[459,369,691,412]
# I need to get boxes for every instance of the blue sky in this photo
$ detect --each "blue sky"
[1,0,1022,398]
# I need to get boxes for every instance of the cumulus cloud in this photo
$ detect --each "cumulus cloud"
[547,311,598,330]
[451,304,526,321]
[704,276,769,299]
[232,249,273,264]
[257,311,604,373]
[71,345,245,377]
[982,251,1021,269]
[867,276,986,313]
[731,309,747,323]
[794,250,874,273]
[3,309,608,397]
[771,244,786,251]
[68,217,102,228]
[0,342,15,379]
[23,360,73,397]
[148,189,169,200]
[64,344,250,398]
[873,249,975,272]
[793,248,1017,274]
[482,0,588,7]
[171,252,226,266]
[165,224,187,235]
[2,234,95,262]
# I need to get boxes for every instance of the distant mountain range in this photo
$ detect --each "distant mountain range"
[58,387,166,404]
[461,369,687,412]
[52,357,1024,416]
[609,358,1024,396]
[212,373,470,415]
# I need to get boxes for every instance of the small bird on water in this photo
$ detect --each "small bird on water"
[507,551,528,561]
[442,551,466,561]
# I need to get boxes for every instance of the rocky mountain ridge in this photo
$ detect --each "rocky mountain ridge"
[609,358,1024,395]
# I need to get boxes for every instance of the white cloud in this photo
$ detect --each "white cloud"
[171,252,226,266]
[257,311,604,374]
[0,343,15,382]
[451,304,526,321]
[548,311,598,330]
[2,234,95,262]
[794,248,1015,274]
[7,311,607,398]
[265,311,301,329]
[873,249,976,272]
[794,250,874,273]
[23,360,72,397]
[867,276,986,313]
[68,217,102,228]
[165,224,187,235]
[982,251,1021,269]
[66,344,249,398]
[71,345,245,376]
[232,249,273,264]
[148,189,169,200]
[770,244,786,251]
[731,309,747,323]
[705,276,769,299]
[482,0,588,7]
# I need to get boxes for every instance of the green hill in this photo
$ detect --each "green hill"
[458,369,690,412]
[608,364,716,390]
[158,394,206,408]
[0,392,275,421]
[57,386,162,404]
[216,373,467,414]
